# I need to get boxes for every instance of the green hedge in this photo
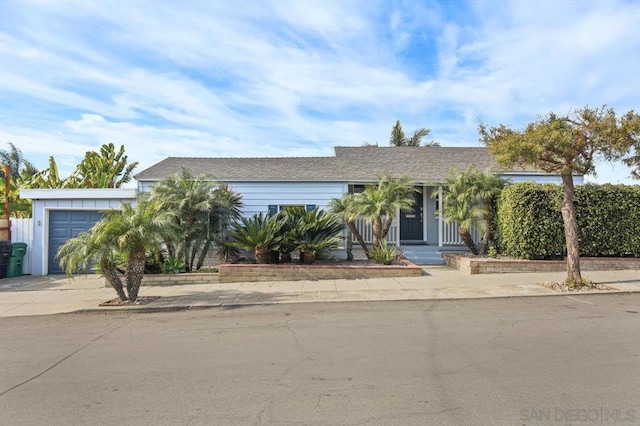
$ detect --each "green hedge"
[498,182,640,259]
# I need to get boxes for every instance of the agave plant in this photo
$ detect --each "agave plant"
[369,241,398,265]
[229,213,284,264]
[162,256,187,274]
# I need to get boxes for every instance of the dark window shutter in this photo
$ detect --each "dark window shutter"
[268,205,278,216]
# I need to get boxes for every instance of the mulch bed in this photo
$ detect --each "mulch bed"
[232,258,405,267]
[99,296,160,307]
[540,282,616,292]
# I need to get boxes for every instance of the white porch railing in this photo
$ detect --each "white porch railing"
[352,217,399,245]
[441,219,483,246]
[350,215,482,247]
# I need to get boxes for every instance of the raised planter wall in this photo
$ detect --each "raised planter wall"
[443,254,640,275]
[218,259,422,283]
[131,273,219,287]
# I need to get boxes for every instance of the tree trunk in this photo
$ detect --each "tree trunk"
[460,229,478,255]
[346,220,370,258]
[561,174,583,286]
[255,248,269,264]
[372,218,383,247]
[381,215,394,240]
[196,239,212,271]
[102,266,127,301]
[481,205,492,255]
[126,248,147,302]
[189,244,198,272]
[302,252,316,264]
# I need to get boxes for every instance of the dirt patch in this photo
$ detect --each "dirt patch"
[540,282,616,292]
[99,296,160,306]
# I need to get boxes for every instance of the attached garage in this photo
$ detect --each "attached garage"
[19,189,137,275]
[48,210,106,274]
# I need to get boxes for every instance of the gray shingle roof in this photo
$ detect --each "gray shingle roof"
[134,146,527,183]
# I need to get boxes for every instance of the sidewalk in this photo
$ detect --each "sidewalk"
[1,267,640,317]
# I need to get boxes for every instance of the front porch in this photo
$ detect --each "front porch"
[350,184,482,249]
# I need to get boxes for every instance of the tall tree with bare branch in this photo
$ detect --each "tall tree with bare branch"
[480,106,640,287]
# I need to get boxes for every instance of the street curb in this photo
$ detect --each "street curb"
[69,304,222,315]
[64,289,639,315]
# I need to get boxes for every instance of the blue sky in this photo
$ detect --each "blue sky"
[1,0,639,183]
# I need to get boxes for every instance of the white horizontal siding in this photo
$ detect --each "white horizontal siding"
[138,181,154,192]
[29,197,136,276]
[229,181,346,217]
[137,180,347,217]
[501,173,584,185]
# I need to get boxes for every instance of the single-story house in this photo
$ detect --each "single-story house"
[21,146,582,275]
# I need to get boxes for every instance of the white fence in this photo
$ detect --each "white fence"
[353,217,399,245]
[352,215,482,247]
[10,218,33,275]
[441,219,483,246]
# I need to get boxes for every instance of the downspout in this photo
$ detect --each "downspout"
[423,185,427,243]
[438,185,443,248]
[396,206,400,247]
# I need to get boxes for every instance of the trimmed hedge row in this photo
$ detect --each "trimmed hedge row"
[498,182,640,259]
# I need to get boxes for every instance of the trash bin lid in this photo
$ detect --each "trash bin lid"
[11,242,27,255]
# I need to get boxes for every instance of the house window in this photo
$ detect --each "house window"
[268,204,316,215]
[348,184,366,194]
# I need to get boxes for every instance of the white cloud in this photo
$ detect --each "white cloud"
[0,0,638,184]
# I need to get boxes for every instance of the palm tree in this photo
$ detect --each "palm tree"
[328,195,370,258]
[470,171,508,254]
[57,197,172,302]
[331,175,415,255]
[293,208,344,263]
[356,174,416,247]
[0,143,39,217]
[198,183,243,267]
[0,143,38,181]
[389,120,432,147]
[389,121,407,146]
[229,213,284,264]
[149,170,216,270]
[440,169,484,255]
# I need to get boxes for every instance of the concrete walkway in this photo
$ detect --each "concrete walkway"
[1,267,640,317]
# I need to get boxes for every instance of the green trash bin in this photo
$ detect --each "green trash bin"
[7,243,27,278]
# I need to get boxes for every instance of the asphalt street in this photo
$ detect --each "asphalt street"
[1,294,639,425]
